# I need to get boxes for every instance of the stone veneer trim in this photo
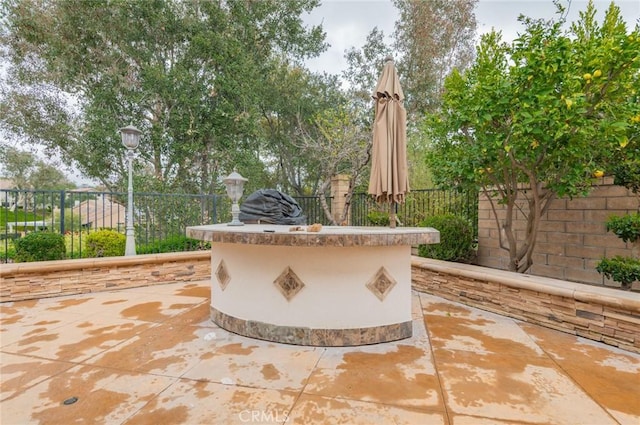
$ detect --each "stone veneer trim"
[211,306,413,346]
[366,266,397,301]
[273,266,306,301]
[215,259,231,291]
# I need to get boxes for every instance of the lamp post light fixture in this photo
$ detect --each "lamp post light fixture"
[120,125,142,256]
[223,170,248,226]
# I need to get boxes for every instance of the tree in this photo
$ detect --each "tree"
[610,73,640,209]
[425,1,640,273]
[0,146,74,190]
[342,28,394,112]
[0,145,74,210]
[257,61,345,197]
[0,0,326,193]
[393,0,478,119]
[30,163,75,191]
[0,147,34,191]
[337,28,392,195]
[391,0,478,189]
[296,104,371,225]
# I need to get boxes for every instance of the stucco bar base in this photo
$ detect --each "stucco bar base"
[187,224,439,346]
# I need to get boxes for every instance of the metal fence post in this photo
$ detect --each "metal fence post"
[59,190,65,235]
[212,195,218,224]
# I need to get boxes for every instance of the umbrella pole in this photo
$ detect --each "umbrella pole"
[390,202,397,229]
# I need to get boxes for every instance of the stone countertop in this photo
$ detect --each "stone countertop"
[186,224,440,247]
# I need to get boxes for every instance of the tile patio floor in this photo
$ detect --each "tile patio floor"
[1,280,639,425]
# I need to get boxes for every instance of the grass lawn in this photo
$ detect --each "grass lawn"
[0,209,38,226]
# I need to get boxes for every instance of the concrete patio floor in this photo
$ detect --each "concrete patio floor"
[1,280,638,425]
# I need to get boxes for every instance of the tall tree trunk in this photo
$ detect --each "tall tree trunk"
[483,184,554,273]
[317,179,337,226]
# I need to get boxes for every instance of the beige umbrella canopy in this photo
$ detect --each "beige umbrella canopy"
[367,57,409,227]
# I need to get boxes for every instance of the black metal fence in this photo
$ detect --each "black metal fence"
[0,189,228,261]
[1,188,477,262]
[350,189,478,232]
[297,196,333,226]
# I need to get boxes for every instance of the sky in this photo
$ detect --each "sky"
[303,0,640,77]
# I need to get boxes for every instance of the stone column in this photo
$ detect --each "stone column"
[331,174,350,225]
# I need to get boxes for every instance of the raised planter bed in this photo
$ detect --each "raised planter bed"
[0,251,210,302]
[2,252,637,354]
[412,257,640,354]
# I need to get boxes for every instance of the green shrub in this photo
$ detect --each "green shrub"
[612,160,640,194]
[64,231,88,259]
[596,256,640,289]
[605,213,640,243]
[418,214,475,262]
[0,242,17,262]
[137,235,210,254]
[367,210,390,226]
[14,232,66,262]
[85,229,126,257]
[0,209,37,226]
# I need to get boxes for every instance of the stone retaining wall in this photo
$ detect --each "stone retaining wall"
[0,251,211,302]
[3,251,638,354]
[412,257,640,354]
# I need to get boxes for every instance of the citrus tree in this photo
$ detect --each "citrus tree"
[425,1,640,272]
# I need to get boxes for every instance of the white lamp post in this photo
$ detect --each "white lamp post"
[120,125,142,255]
[223,170,248,226]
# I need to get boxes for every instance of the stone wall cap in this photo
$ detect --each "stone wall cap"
[412,257,640,313]
[0,251,210,278]
[187,224,440,247]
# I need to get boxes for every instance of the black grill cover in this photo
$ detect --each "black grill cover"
[239,189,307,225]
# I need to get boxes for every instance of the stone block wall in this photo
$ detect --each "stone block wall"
[412,257,640,354]
[477,177,638,290]
[331,174,351,225]
[0,251,211,302]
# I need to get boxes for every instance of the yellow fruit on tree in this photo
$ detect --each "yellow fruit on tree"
[593,69,602,78]
[583,73,592,80]
[593,170,604,178]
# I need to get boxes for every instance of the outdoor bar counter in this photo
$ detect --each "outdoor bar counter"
[186,224,439,346]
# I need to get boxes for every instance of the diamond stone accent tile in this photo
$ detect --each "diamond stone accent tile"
[216,260,231,291]
[274,266,305,301]
[366,267,397,301]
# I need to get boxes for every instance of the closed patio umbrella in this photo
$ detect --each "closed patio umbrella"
[367,57,409,228]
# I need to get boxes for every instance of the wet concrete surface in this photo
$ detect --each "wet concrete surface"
[1,280,638,424]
